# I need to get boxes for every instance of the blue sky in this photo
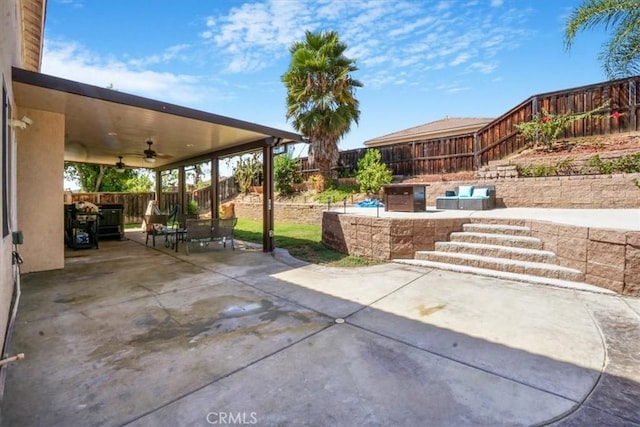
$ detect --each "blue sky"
[44,0,610,153]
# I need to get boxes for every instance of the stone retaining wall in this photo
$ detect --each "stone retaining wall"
[422,173,640,208]
[234,201,327,225]
[322,212,467,260]
[322,212,640,296]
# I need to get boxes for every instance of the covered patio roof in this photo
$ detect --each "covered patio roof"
[12,67,303,170]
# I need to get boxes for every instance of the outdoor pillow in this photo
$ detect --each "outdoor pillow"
[458,185,474,198]
[472,188,488,198]
[444,190,456,197]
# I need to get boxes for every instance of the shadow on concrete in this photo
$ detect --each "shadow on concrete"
[0,233,638,426]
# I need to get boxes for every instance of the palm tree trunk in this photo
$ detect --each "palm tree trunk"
[317,159,332,191]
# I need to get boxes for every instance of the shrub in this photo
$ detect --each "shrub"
[313,182,358,203]
[307,174,326,192]
[512,158,575,177]
[514,103,612,148]
[355,149,393,194]
[187,199,198,215]
[584,153,640,174]
[274,154,303,194]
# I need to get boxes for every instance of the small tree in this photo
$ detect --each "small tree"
[355,149,393,194]
[274,154,303,194]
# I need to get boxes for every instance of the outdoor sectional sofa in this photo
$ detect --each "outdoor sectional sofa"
[435,185,496,210]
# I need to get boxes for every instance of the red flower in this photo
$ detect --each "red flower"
[611,111,621,119]
[541,115,551,123]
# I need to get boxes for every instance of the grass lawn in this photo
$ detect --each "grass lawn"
[234,218,378,267]
[126,218,377,267]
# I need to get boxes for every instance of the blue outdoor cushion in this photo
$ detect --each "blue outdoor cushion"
[458,185,474,198]
[472,188,489,198]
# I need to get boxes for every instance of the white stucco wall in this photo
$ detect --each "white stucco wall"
[17,108,65,273]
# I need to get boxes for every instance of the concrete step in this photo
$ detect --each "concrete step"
[434,241,557,264]
[450,232,544,250]
[415,251,584,282]
[393,259,613,294]
[462,223,531,237]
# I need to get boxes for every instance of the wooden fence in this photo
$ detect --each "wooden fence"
[70,177,238,224]
[300,75,640,179]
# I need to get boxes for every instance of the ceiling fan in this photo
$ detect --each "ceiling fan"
[143,140,157,163]
[122,139,172,165]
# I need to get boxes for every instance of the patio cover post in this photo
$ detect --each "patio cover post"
[178,166,186,214]
[262,140,275,252]
[154,170,161,204]
[211,155,219,218]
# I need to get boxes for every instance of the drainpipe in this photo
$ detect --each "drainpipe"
[1,233,26,374]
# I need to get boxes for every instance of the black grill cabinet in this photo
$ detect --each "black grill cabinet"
[98,204,125,240]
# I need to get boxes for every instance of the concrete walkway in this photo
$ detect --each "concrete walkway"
[1,233,639,426]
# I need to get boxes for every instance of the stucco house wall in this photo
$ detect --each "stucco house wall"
[16,107,65,273]
[0,0,25,376]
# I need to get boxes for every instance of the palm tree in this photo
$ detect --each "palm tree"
[282,30,362,188]
[564,0,640,78]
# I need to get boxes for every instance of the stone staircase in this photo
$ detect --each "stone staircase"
[396,222,615,294]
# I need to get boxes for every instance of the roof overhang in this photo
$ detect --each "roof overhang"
[20,0,46,72]
[12,67,303,170]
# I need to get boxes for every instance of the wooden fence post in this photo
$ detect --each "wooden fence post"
[473,133,480,171]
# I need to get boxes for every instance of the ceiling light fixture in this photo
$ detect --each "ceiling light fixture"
[115,156,126,173]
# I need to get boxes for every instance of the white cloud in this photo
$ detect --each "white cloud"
[450,53,471,66]
[469,61,497,74]
[41,40,217,106]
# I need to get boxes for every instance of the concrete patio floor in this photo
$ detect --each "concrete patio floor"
[1,230,640,426]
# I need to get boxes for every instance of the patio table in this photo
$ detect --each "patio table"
[164,227,187,252]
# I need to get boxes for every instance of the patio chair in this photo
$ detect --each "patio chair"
[212,217,237,250]
[183,217,238,255]
[144,214,168,247]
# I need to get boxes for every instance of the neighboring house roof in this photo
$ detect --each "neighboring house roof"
[364,117,494,147]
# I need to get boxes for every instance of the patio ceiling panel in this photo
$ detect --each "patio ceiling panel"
[12,67,302,169]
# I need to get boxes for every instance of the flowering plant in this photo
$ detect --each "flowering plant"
[515,102,620,148]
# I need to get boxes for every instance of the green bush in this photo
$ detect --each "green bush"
[514,153,640,177]
[187,199,198,215]
[313,183,358,203]
[584,153,640,174]
[355,149,393,194]
[274,154,303,194]
[512,158,575,177]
